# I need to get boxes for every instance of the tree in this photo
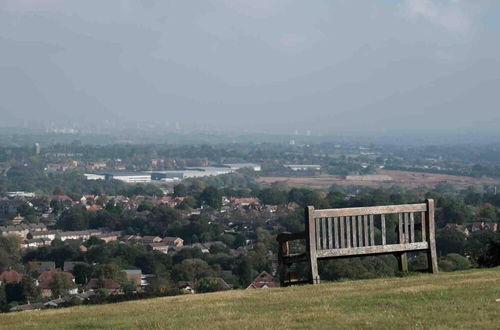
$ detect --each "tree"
[173,184,187,197]
[436,229,467,256]
[477,239,500,267]
[21,275,40,303]
[173,259,214,281]
[477,203,498,222]
[53,186,65,195]
[73,263,92,285]
[0,284,6,309]
[200,186,222,209]
[0,236,21,269]
[57,206,89,230]
[49,272,75,297]
[196,277,219,293]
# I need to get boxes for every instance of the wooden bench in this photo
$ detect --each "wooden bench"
[276,199,438,286]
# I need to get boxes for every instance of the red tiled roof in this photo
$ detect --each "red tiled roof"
[0,270,23,283]
[37,270,74,289]
[85,278,121,290]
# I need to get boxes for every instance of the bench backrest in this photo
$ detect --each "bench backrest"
[306,199,435,258]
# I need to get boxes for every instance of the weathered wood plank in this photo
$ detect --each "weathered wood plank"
[315,218,321,250]
[334,217,339,249]
[381,214,386,245]
[369,214,375,245]
[363,215,369,246]
[426,199,438,274]
[404,213,410,244]
[346,216,351,248]
[313,203,427,218]
[410,212,415,243]
[421,211,427,242]
[339,216,345,248]
[398,213,404,244]
[316,242,429,258]
[321,218,327,250]
[328,217,333,249]
[307,206,320,284]
[358,216,363,247]
[352,215,357,247]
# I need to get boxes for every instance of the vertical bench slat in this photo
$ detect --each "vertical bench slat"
[398,213,404,244]
[352,215,357,247]
[421,211,427,242]
[404,213,410,243]
[321,218,327,250]
[381,214,386,245]
[315,218,321,250]
[346,216,351,248]
[339,216,345,248]
[358,216,364,247]
[363,215,369,246]
[328,217,333,249]
[410,213,415,243]
[369,214,375,245]
[334,217,339,248]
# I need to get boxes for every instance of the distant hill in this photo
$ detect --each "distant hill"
[1,268,499,329]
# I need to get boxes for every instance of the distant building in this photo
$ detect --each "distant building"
[84,173,105,180]
[104,172,151,183]
[223,163,261,172]
[284,164,321,171]
[34,143,40,155]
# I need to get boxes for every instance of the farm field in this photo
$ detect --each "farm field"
[0,268,499,329]
[257,169,500,189]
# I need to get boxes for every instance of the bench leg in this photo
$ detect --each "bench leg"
[396,252,408,272]
[309,256,320,285]
[427,244,438,274]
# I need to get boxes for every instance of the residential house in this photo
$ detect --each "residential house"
[444,223,470,236]
[37,270,77,297]
[469,222,498,233]
[246,271,278,289]
[163,236,184,248]
[96,231,122,243]
[148,242,170,254]
[139,236,163,244]
[85,278,122,294]
[20,238,52,250]
[0,223,47,238]
[123,269,142,286]
[11,214,24,225]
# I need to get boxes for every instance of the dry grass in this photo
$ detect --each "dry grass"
[1,268,499,329]
[257,170,500,189]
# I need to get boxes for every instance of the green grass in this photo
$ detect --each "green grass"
[1,268,499,329]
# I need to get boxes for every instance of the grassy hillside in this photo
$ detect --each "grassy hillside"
[1,268,499,329]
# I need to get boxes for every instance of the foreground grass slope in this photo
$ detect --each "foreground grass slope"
[1,268,499,330]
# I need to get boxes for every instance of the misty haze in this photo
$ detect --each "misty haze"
[1,1,500,328]
[1,1,500,134]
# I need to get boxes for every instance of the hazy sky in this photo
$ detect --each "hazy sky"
[1,0,500,133]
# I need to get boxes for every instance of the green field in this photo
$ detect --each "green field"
[1,268,499,329]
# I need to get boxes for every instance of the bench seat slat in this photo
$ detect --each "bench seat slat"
[316,242,429,258]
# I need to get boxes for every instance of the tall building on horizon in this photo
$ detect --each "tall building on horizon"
[34,143,40,155]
